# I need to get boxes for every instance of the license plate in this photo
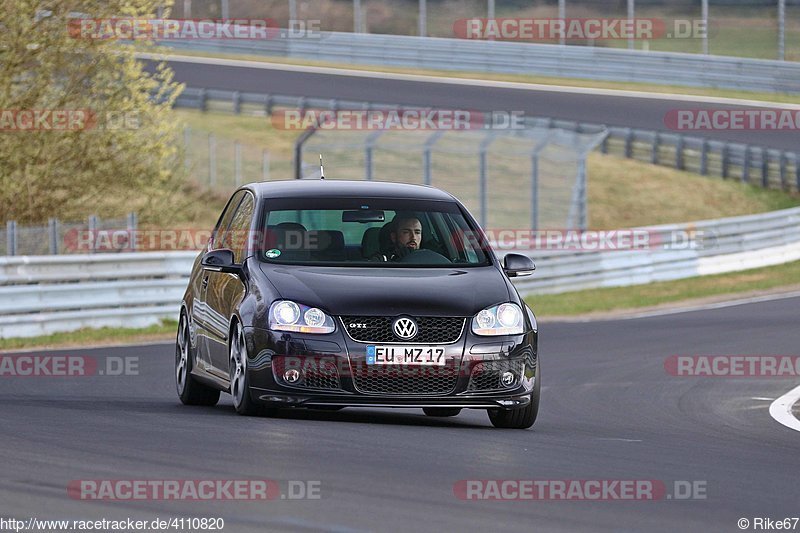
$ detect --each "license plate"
[366,345,446,366]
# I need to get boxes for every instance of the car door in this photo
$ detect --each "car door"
[195,191,245,376]
[204,191,255,377]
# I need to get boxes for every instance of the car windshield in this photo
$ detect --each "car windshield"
[257,198,492,267]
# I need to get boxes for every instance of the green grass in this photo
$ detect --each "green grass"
[526,260,800,318]
[0,320,178,351]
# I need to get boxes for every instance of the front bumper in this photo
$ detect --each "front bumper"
[243,326,538,411]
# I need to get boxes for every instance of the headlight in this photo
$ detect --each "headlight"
[471,303,524,336]
[269,301,335,334]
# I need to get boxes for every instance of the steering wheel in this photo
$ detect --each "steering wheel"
[397,248,452,264]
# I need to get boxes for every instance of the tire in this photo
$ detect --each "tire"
[487,360,540,429]
[229,321,263,416]
[423,407,462,417]
[176,312,220,407]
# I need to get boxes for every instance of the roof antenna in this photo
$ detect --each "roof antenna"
[319,154,325,180]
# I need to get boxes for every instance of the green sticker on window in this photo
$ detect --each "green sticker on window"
[265,249,281,259]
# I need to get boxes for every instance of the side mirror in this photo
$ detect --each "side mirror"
[503,253,535,278]
[202,249,241,274]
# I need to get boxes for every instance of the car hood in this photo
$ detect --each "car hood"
[259,264,512,316]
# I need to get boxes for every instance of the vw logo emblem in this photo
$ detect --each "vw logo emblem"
[392,317,418,340]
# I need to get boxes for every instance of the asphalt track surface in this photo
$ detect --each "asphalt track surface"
[1,296,798,533]
[161,58,800,152]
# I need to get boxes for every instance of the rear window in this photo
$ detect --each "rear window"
[257,198,492,267]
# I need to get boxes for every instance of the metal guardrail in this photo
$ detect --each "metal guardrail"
[159,32,800,93]
[175,87,800,192]
[1,208,799,338]
[0,252,197,338]
[513,206,800,294]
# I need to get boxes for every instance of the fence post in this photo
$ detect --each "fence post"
[232,91,242,114]
[578,159,588,231]
[721,143,730,179]
[208,133,217,186]
[88,215,98,254]
[294,126,318,179]
[6,220,17,256]
[675,135,685,170]
[419,0,426,37]
[364,130,384,181]
[234,141,242,186]
[779,0,786,61]
[651,132,659,164]
[558,0,565,46]
[779,152,788,190]
[761,148,769,188]
[624,128,633,158]
[423,130,444,186]
[796,154,800,192]
[221,0,229,19]
[198,88,207,112]
[262,150,270,181]
[354,0,362,33]
[702,0,709,55]
[742,146,751,183]
[531,155,539,231]
[700,139,709,176]
[600,134,609,154]
[478,134,497,228]
[264,94,273,116]
[127,213,137,252]
[627,0,635,50]
[183,0,191,18]
[48,218,58,254]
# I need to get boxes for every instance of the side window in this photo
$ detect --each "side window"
[226,193,255,263]
[211,191,245,251]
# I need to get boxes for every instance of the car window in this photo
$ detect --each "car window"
[211,191,245,251]
[258,198,492,267]
[226,193,256,263]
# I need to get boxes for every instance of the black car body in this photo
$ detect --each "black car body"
[175,180,540,428]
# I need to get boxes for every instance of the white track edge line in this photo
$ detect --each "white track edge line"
[769,384,800,432]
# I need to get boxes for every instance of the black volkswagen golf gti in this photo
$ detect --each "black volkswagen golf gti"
[176,180,540,428]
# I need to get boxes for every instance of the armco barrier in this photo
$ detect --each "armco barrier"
[1,208,799,338]
[158,32,800,93]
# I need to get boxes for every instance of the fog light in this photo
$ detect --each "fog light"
[284,369,301,384]
[501,371,516,387]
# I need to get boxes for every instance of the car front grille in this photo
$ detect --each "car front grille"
[340,316,466,344]
[350,362,459,395]
[273,356,341,391]
[467,359,525,392]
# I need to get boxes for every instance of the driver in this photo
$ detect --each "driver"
[389,216,422,260]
